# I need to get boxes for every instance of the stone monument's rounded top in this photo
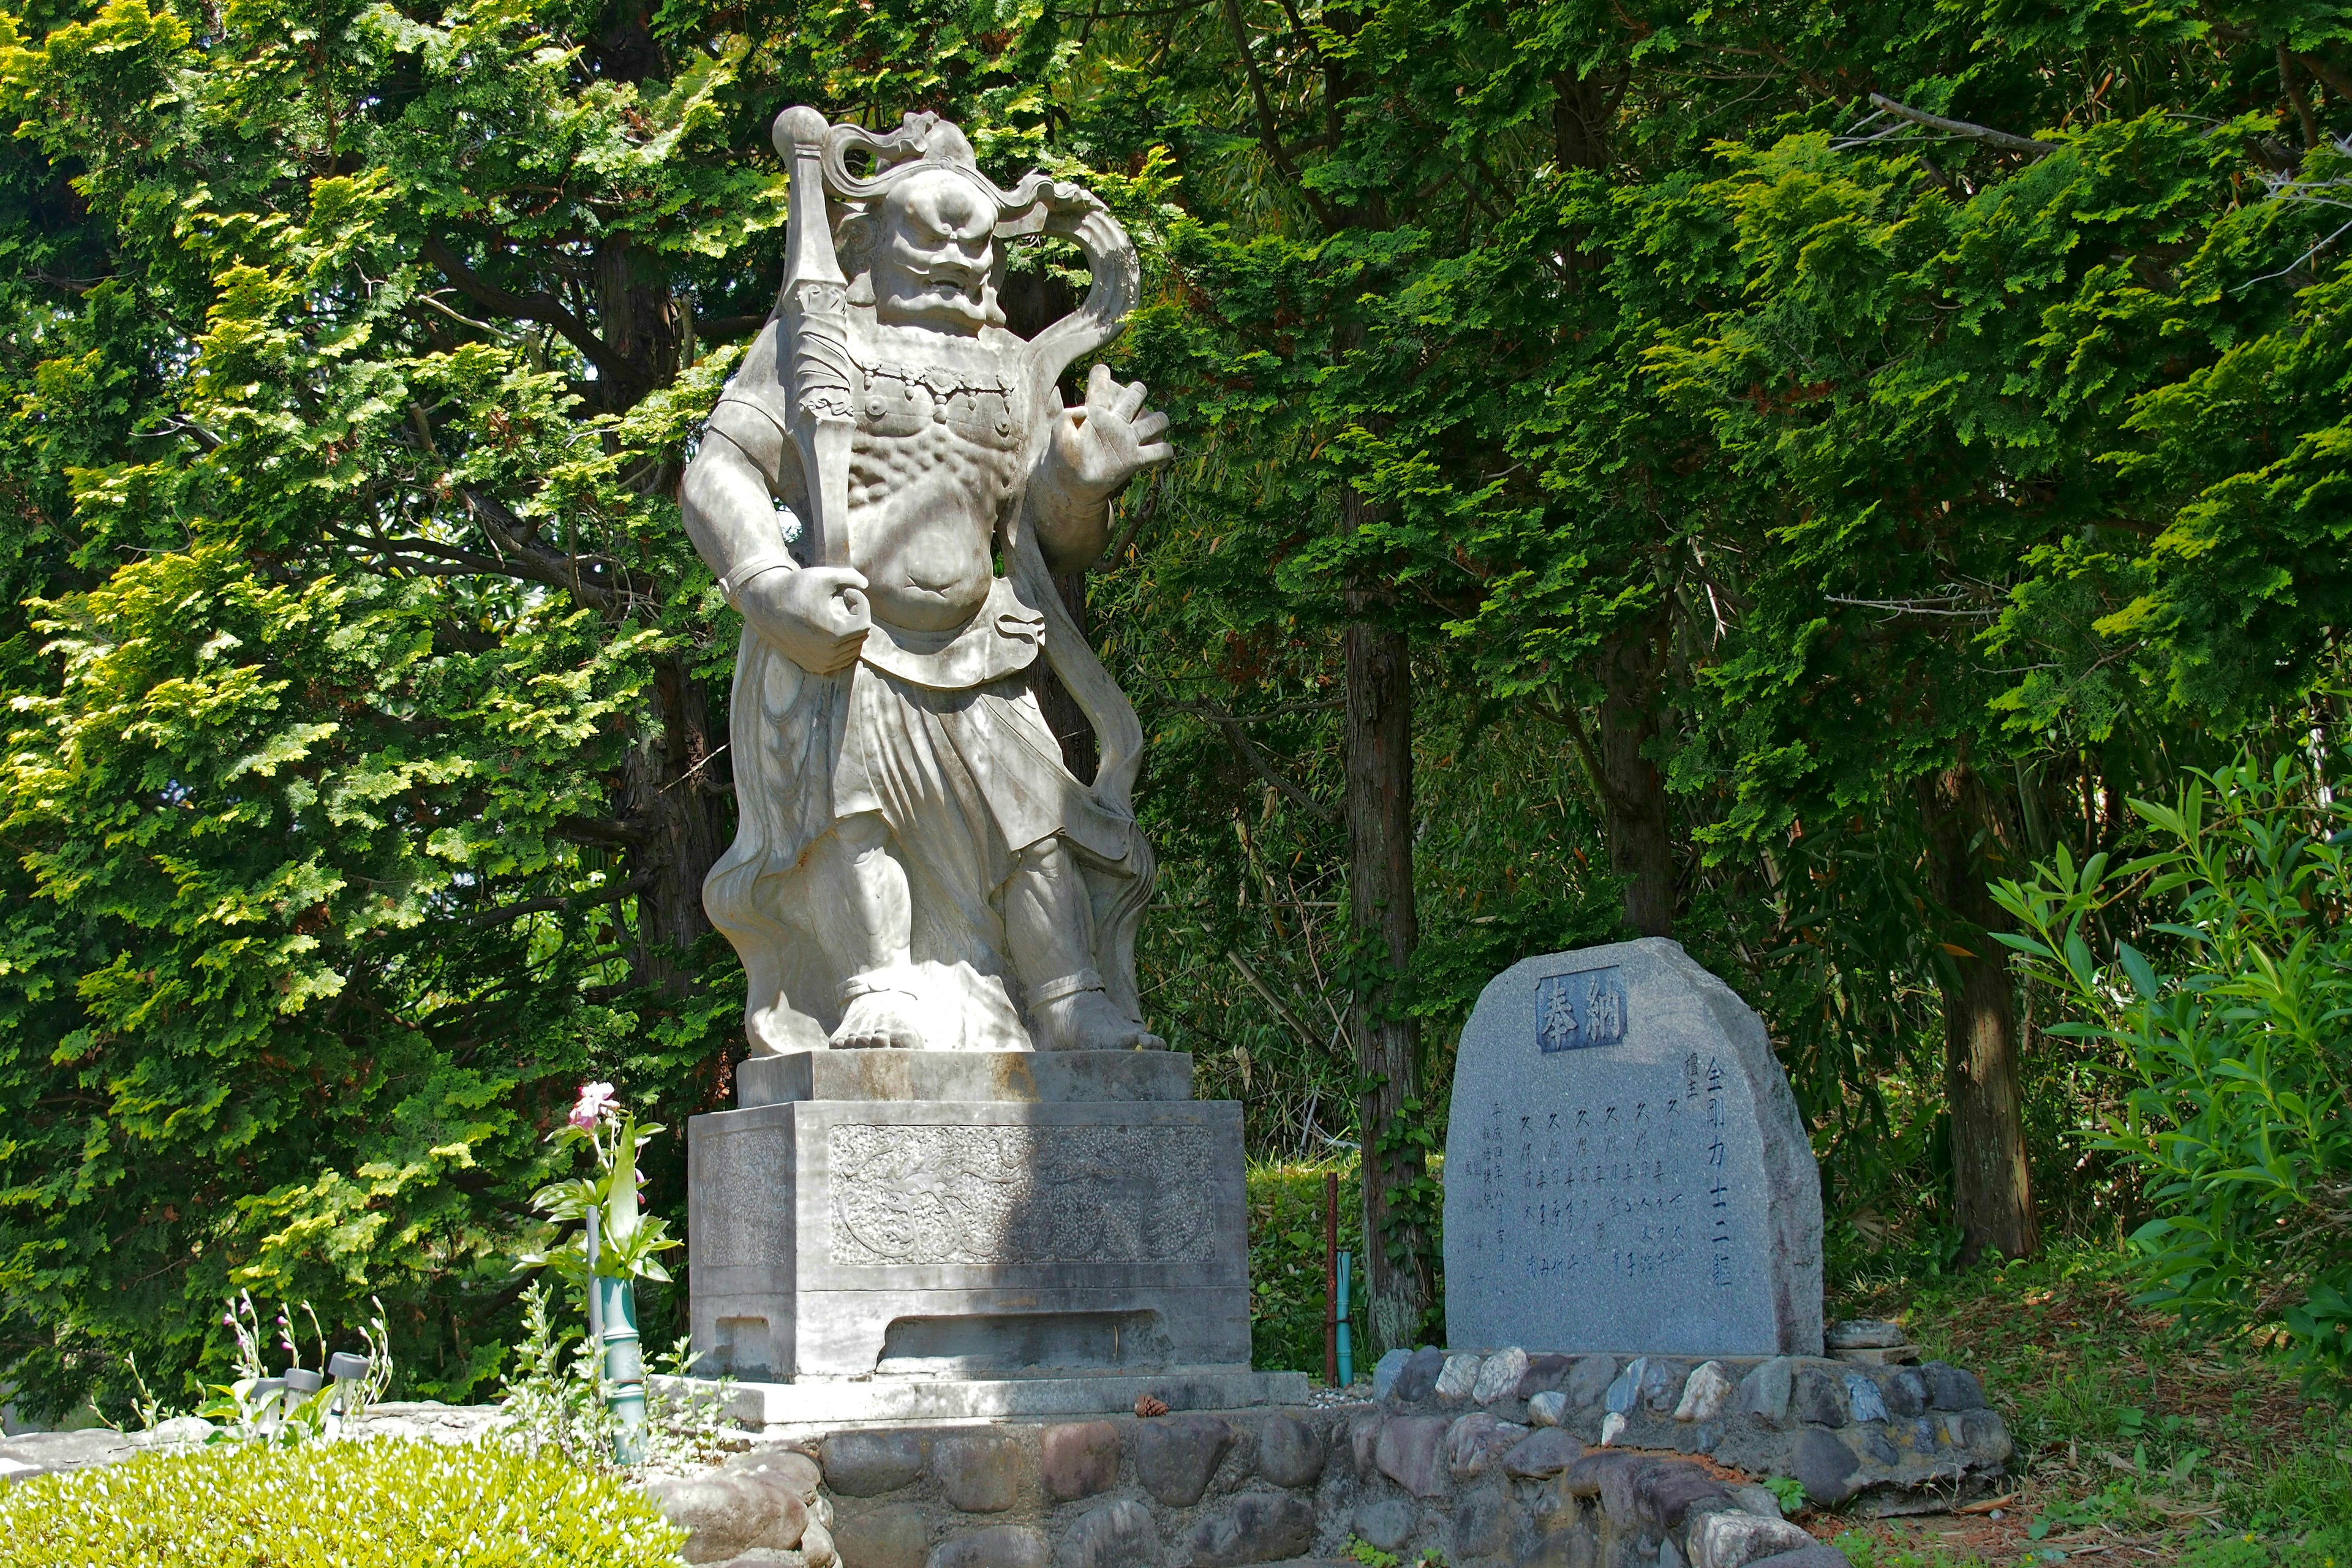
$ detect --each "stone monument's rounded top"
[774,105,829,154]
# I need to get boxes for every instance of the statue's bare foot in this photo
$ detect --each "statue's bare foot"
[1032,986,1166,1052]
[832,978,925,1049]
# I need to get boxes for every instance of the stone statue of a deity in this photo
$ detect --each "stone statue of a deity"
[683,107,1170,1057]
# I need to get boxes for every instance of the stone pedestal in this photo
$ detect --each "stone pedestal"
[690,1050,1257,1392]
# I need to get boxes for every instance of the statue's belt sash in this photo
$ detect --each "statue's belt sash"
[860,575,1046,690]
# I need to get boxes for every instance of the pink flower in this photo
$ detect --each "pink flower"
[569,1082,618,1130]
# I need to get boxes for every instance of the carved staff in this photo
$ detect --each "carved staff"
[771,106,855,568]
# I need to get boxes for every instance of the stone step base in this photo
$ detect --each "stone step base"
[665,1367,1311,1430]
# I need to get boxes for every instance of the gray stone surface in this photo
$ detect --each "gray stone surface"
[1371,1349,1412,1401]
[1187,1493,1317,1567]
[932,1431,1026,1512]
[1826,1319,1904,1349]
[739,1050,1195,1109]
[692,1098,1253,1383]
[0,1428,133,1483]
[1843,1373,1888,1425]
[704,1368,1305,1427]
[1054,1499,1161,1568]
[1134,1414,1234,1507]
[1517,1352,1574,1398]
[1441,939,1825,1357]
[835,1502,932,1568]
[1040,1421,1120,1502]
[1736,1358,1792,1425]
[1880,1368,1928,1419]
[1253,1411,1326,1488]
[928,1525,1049,1568]
[1526,1390,1568,1427]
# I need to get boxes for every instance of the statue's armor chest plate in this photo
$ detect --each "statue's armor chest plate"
[848,353,1028,515]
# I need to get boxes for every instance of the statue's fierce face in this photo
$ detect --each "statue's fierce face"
[873,168,997,334]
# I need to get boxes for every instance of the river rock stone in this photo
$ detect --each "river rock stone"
[1686,1509,1815,1568]
[1925,1362,1986,1411]
[1355,1497,1418,1553]
[1393,1347,1446,1403]
[1473,1347,1530,1404]
[835,1504,930,1568]
[1502,1428,1584,1477]
[1446,1413,1521,1480]
[1186,1493,1317,1567]
[1568,1354,1619,1408]
[1135,1414,1234,1507]
[927,1525,1048,1568]
[1843,1372,1888,1425]
[933,1432,1026,1512]
[1450,1489,1512,1559]
[1880,1367,1928,1419]
[824,1431,926,1497]
[1441,939,1825,1357]
[1376,1415,1452,1498]
[1527,1390,1569,1428]
[1675,1362,1736,1422]
[1373,1349,1414,1401]
[1254,1411,1327,1488]
[1435,1353,1482,1402]
[1792,1366,1847,1428]
[1789,1428,1861,1506]
[1053,1499,1159,1568]
[648,1471,807,1564]
[1517,1352,1574,1399]
[1040,1422,1120,1502]
[1738,1357,1793,1425]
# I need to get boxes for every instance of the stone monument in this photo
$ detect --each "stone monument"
[680,106,1295,1417]
[1442,938,1823,1358]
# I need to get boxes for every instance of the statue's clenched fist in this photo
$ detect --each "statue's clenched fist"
[1045,362,1174,498]
[741,564,872,674]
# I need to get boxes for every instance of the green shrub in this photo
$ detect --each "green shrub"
[1247,1158,1364,1378]
[0,1439,686,1567]
[1994,757,2352,1381]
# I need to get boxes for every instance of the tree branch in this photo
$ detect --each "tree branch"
[1860,93,2052,157]
[421,236,632,386]
[1169,696,1336,820]
[1217,0,1338,230]
[466,875,650,927]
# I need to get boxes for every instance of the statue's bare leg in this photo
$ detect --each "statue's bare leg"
[813,812,926,1049]
[1005,837,1164,1050]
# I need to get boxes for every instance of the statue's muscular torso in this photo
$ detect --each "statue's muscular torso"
[844,319,1029,635]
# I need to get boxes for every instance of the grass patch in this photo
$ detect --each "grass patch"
[1829,1243,2351,1566]
[0,1438,687,1567]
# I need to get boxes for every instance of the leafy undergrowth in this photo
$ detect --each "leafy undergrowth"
[1823,1243,2351,1568]
[1246,1157,1364,1377]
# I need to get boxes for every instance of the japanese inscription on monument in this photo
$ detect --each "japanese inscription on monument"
[1444,938,1825,1357]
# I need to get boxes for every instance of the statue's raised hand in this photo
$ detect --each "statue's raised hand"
[1046,363,1174,497]
[740,564,872,674]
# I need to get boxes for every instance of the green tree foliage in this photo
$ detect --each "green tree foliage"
[6,0,2352,1409]
[0,0,1087,1413]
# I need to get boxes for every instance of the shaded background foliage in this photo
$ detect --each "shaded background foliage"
[2,0,2350,1412]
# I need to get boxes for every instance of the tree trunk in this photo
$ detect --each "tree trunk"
[1344,557,1433,1357]
[1594,623,1675,938]
[624,655,730,994]
[1921,763,2039,1264]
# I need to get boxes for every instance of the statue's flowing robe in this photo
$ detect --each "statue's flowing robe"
[700,320,1145,1053]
